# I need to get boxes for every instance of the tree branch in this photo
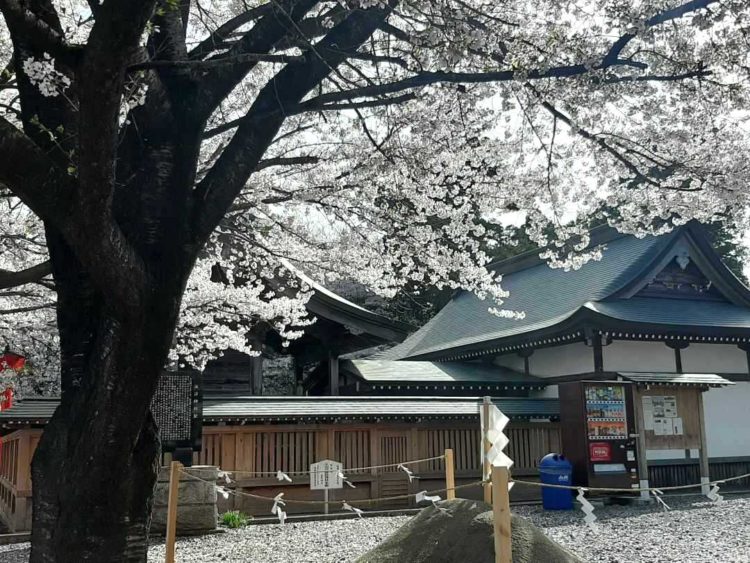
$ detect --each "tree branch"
[202,92,416,139]
[69,0,158,315]
[187,3,273,60]
[191,0,398,243]
[193,0,319,119]
[602,0,717,66]
[256,156,320,171]
[0,115,74,224]
[0,0,79,65]
[0,261,52,290]
[128,52,304,72]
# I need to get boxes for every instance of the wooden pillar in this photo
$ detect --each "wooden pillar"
[445,449,455,500]
[491,466,512,563]
[251,354,264,395]
[15,431,32,532]
[482,396,492,503]
[697,389,710,494]
[329,353,339,396]
[631,387,650,499]
[592,333,603,373]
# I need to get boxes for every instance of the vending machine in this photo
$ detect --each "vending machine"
[559,381,640,490]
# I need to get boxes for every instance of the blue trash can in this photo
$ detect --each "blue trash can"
[539,453,574,510]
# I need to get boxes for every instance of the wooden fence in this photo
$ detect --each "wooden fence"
[0,421,562,530]
[165,421,562,514]
[0,429,41,532]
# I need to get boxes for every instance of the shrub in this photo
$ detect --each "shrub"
[220,510,252,528]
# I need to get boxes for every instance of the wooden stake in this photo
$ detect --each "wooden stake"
[491,465,512,563]
[165,461,183,563]
[445,448,455,500]
[482,396,492,504]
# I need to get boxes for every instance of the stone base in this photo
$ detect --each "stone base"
[151,465,219,535]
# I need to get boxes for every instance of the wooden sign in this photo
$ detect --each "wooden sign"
[310,459,343,490]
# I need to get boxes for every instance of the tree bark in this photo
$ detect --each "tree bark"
[29,231,183,562]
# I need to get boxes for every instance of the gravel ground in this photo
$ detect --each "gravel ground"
[514,494,750,563]
[2,495,749,562]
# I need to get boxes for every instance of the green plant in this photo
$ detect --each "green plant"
[220,510,252,529]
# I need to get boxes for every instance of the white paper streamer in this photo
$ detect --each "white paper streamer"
[415,491,441,504]
[277,508,287,525]
[337,471,356,488]
[707,484,724,503]
[398,464,417,482]
[342,501,363,518]
[217,470,232,484]
[481,404,513,478]
[652,489,671,511]
[271,492,286,517]
[276,470,293,483]
[577,488,598,532]
[216,486,230,500]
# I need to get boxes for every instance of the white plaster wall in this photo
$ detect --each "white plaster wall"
[703,382,750,458]
[525,342,593,377]
[681,343,747,374]
[602,341,675,372]
[493,353,526,372]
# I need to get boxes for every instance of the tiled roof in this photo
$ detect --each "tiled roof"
[378,223,750,360]
[343,359,544,386]
[585,298,750,329]
[379,229,673,359]
[0,396,560,426]
[617,372,733,387]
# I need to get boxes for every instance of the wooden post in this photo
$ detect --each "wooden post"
[491,466,512,563]
[329,353,339,396]
[165,461,183,563]
[632,387,650,500]
[697,390,710,494]
[445,448,455,500]
[482,396,492,503]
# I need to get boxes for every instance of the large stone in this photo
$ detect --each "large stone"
[356,499,583,563]
[151,465,219,535]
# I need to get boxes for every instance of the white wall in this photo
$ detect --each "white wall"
[499,342,594,377]
[681,343,747,374]
[703,382,750,458]
[529,343,593,376]
[602,340,675,372]
[493,353,526,372]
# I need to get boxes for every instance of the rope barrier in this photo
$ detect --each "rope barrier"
[510,471,750,493]
[219,454,446,478]
[180,468,482,506]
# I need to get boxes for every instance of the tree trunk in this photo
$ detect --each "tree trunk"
[29,231,184,562]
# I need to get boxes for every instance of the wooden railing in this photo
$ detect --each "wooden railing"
[0,429,41,532]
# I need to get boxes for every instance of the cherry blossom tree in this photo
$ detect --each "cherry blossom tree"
[1,0,749,560]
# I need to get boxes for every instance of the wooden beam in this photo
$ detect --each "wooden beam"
[592,333,603,373]
[482,396,492,503]
[251,354,264,395]
[631,387,650,499]
[329,353,339,396]
[697,390,710,494]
